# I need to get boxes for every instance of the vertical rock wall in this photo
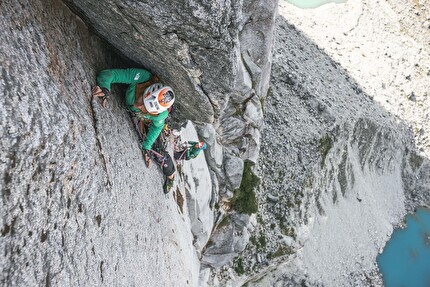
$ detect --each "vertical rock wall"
[1,1,200,286]
[61,0,278,196]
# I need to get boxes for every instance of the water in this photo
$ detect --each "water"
[285,0,347,9]
[377,208,430,287]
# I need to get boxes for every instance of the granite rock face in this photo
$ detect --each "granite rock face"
[211,11,430,287]
[62,0,278,195]
[176,121,214,253]
[1,1,201,286]
[57,1,278,275]
[1,0,279,285]
[60,0,277,121]
[202,212,256,269]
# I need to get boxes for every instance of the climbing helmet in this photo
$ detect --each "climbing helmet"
[143,83,175,114]
[198,141,207,150]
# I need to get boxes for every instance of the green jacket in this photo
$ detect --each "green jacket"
[97,68,169,150]
[185,141,203,160]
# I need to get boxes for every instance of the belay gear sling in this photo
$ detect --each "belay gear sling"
[151,134,175,177]
[150,149,175,177]
[132,116,175,177]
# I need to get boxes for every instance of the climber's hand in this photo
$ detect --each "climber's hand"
[142,148,151,168]
[92,86,110,108]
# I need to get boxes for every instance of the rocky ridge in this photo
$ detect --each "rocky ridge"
[209,1,430,286]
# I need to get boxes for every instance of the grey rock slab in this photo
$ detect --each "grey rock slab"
[223,152,245,190]
[62,0,278,202]
[177,121,214,252]
[196,123,223,170]
[1,1,200,286]
[244,94,264,128]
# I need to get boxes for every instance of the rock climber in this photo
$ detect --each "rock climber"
[92,68,175,168]
[174,141,207,161]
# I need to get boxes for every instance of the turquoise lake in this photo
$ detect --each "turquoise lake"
[377,208,430,287]
[285,0,347,9]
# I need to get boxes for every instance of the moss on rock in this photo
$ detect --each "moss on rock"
[231,161,260,215]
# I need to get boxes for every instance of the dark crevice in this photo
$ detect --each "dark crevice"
[100,261,104,282]
[40,229,48,243]
[198,84,220,120]
[95,215,102,227]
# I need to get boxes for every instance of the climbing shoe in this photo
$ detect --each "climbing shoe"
[163,177,174,194]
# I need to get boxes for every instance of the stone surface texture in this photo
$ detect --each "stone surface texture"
[1,1,200,286]
[62,0,278,198]
[3,0,429,286]
[1,0,278,286]
[176,121,214,253]
[210,0,429,286]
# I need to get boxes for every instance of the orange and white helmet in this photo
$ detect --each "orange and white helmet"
[143,83,175,114]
